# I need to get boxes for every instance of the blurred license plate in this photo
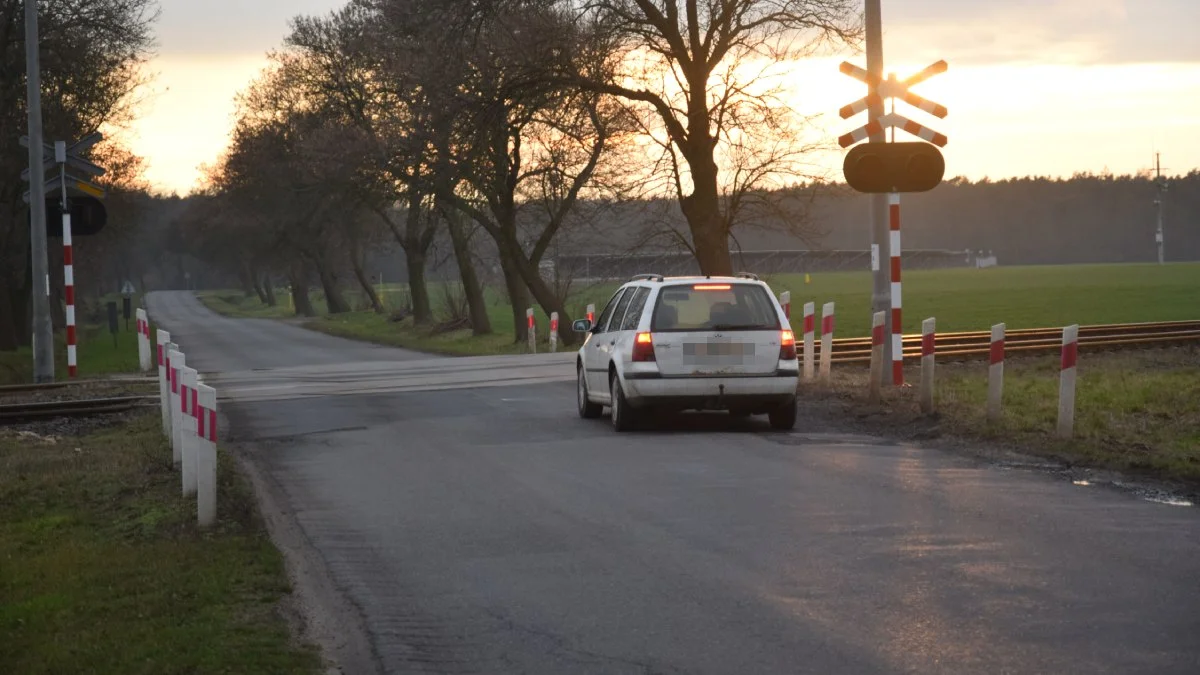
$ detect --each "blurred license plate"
[683,340,754,365]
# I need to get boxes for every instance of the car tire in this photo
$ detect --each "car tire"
[578,366,603,419]
[610,373,638,432]
[768,397,798,431]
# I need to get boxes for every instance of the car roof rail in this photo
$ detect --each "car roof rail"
[630,273,664,282]
[734,272,760,281]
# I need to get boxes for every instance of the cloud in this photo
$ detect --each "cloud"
[154,0,345,56]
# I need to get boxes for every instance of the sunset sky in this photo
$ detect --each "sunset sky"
[126,0,1200,195]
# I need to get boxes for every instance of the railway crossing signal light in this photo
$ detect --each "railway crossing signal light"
[28,196,108,237]
[842,142,945,194]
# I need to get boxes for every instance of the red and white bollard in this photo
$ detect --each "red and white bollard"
[157,329,171,435]
[1058,324,1080,438]
[889,193,903,386]
[987,323,1005,422]
[63,212,76,378]
[780,291,791,320]
[802,302,815,381]
[196,383,219,527]
[526,308,536,353]
[869,311,885,401]
[168,346,184,463]
[550,312,559,352]
[819,301,835,382]
[135,309,151,372]
[586,303,595,326]
[181,366,199,497]
[920,318,936,413]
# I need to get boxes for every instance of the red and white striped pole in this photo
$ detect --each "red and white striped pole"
[920,318,936,413]
[889,193,903,386]
[802,302,815,381]
[550,312,559,352]
[819,301,835,382]
[157,329,171,435]
[526,308,536,353]
[586,303,595,325]
[196,383,219,527]
[63,211,76,378]
[987,323,1005,422]
[1058,324,1080,438]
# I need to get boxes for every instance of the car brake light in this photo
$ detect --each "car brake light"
[694,284,732,291]
[779,330,797,360]
[632,332,656,362]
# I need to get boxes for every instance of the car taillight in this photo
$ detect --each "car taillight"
[632,332,656,362]
[779,330,797,360]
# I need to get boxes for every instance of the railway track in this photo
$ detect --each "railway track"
[826,319,1200,363]
[0,395,156,423]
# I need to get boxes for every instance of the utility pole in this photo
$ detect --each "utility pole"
[25,0,54,383]
[865,0,893,383]
[1154,153,1166,265]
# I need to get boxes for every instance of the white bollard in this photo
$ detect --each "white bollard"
[181,367,199,497]
[869,311,885,402]
[168,348,184,465]
[157,330,171,436]
[586,303,596,326]
[135,309,148,371]
[550,312,559,352]
[526,308,536,353]
[802,302,816,382]
[1058,324,1079,438]
[819,302,835,382]
[780,291,791,321]
[987,323,1005,423]
[920,318,936,414]
[196,384,219,527]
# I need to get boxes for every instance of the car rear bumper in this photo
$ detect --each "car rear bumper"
[623,372,799,410]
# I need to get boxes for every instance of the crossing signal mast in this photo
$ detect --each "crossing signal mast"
[1154,153,1168,264]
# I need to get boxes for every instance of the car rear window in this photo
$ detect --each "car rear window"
[651,283,780,332]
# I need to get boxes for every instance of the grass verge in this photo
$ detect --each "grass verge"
[0,295,147,385]
[804,346,1200,485]
[0,413,322,674]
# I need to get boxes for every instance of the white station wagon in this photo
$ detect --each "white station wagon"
[573,273,799,431]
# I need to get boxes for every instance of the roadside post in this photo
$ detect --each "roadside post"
[920,318,936,413]
[869,311,885,402]
[196,383,219,527]
[550,312,559,352]
[157,330,171,435]
[136,309,150,371]
[168,347,184,464]
[1058,325,1080,438]
[819,302,835,382]
[181,367,199,497]
[987,324,1005,422]
[802,302,816,381]
[526,308,536,353]
[586,303,595,325]
[780,291,791,320]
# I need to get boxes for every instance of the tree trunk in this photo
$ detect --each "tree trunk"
[238,261,256,298]
[0,277,19,351]
[498,253,529,343]
[251,265,269,305]
[262,274,277,307]
[445,209,491,335]
[405,247,433,325]
[350,254,384,314]
[498,237,578,347]
[314,258,350,314]
[288,263,315,317]
[680,94,733,276]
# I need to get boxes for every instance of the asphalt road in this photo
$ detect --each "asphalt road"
[148,291,1200,675]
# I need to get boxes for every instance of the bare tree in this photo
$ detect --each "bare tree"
[565,0,859,274]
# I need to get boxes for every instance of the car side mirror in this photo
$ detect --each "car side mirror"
[572,319,593,333]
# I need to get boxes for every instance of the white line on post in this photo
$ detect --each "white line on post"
[550,312,559,353]
[181,367,198,497]
[802,302,816,382]
[196,383,219,527]
[987,323,1005,423]
[819,302,835,383]
[869,311,885,402]
[920,318,936,414]
[1058,324,1079,438]
[526,308,536,354]
[157,329,171,436]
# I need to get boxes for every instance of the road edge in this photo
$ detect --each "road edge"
[232,443,382,675]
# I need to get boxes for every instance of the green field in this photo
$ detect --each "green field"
[0,415,322,674]
[202,263,1200,356]
[0,294,147,385]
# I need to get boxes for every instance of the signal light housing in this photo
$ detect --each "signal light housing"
[779,330,797,360]
[843,141,945,194]
[632,332,656,362]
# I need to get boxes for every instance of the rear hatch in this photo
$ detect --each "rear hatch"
[649,282,783,376]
